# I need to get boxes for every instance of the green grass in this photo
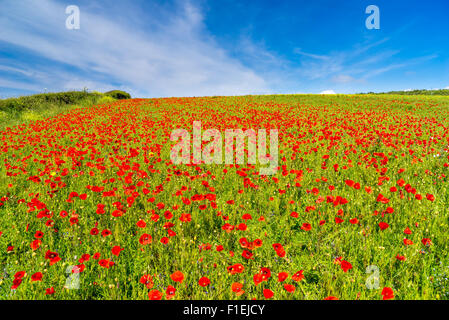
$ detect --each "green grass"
[0,93,449,300]
[0,91,129,130]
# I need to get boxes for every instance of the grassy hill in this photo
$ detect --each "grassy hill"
[0,90,131,129]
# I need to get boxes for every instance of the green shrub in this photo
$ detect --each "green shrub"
[0,91,103,112]
[0,90,123,129]
[96,95,117,105]
[104,90,131,100]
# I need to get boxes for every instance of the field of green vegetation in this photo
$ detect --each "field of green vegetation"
[1,92,449,300]
[0,90,131,130]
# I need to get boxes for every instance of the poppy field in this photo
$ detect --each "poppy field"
[1,94,449,300]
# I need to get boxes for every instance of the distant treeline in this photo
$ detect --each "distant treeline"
[362,89,449,96]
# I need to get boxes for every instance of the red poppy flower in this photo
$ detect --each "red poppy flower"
[259,267,271,281]
[227,264,244,275]
[198,277,210,287]
[340,260,352,272]
[160,237,169,244]
[284,284,295,293]
[101,229,111,237]
[252,273,263,286]
[292,270,304,281]
[171,271,184,283]
[179,213,192,222]
[301,223,312,231]
[237,223,247,231]
[111,209,124,217]
[335,217,344,224]
[275,248,286,257]
[239,237,249,248]
[136,220,146,228]
[253,239,263,248]
[45,287,55,295]
[381,287,394,300]
[231,282,244,296]
[148,290,162,300]
[139,234,152,245]
[140,274,154,289]
[166,285,176,299]
[80,254,90,262]
[31,272,43,282]
[11,278,23,289]
[99,259,111,268]
[376,193,390,204]
[45,250,61,265]
[379,222,389,230]
[111,245,124,256]
[263,289,274,299]
[30,239,41,250]
[278,272,289,282]
[242,250,253,259]
[345,179,355,187]
[34,230,44,239]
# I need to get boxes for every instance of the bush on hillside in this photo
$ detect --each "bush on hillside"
[104,90,131,100]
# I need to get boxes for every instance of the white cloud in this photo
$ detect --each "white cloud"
[331,75,355,84]
[320,90,336,94]
[0,0,269,97]
[294,49,330,61]
[445,86,449,90]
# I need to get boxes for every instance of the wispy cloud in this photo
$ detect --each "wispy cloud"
[293,38,437,87]
[0,0,269,97]
[331,75,356,84]
[293,49,330,61]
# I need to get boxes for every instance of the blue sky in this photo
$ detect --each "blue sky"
[0,0,448,98]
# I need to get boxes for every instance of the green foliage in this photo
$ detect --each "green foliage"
[0,91,103,112]
[104,90,131,100]
[1,94,449,299]
[96,95,117,105]
[0,91,120,130]
[363,89,449,96]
